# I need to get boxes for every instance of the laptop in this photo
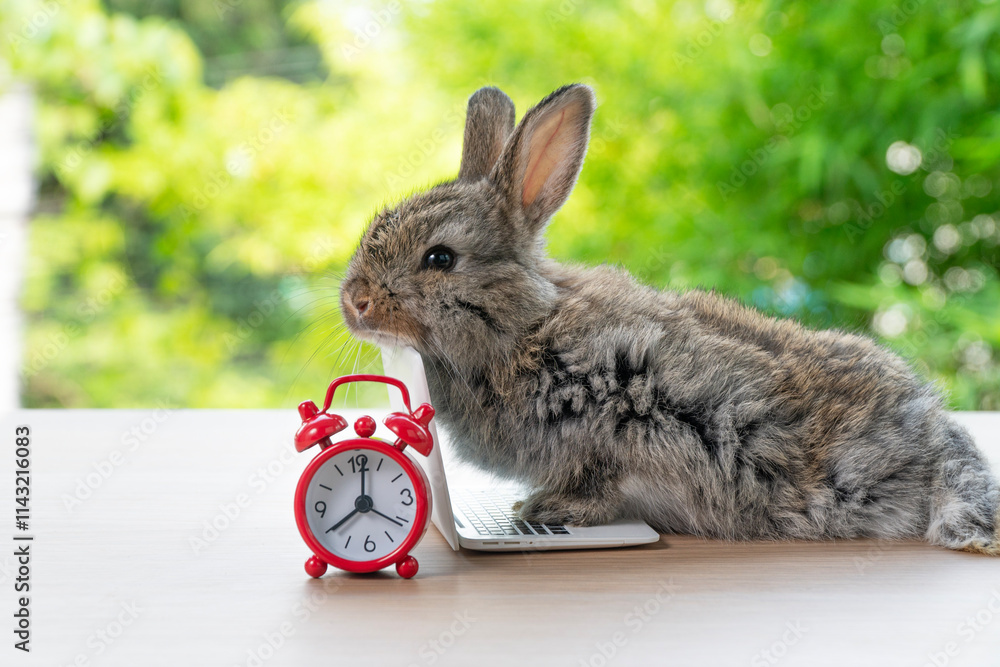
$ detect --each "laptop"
[381,346,660,551]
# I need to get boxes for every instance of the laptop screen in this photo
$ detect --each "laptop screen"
[380,346,462,550]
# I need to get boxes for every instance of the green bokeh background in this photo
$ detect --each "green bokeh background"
[2,0,998,409]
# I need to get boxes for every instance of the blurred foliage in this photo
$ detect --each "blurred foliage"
[1,0,998,409]
[102,0,326,85]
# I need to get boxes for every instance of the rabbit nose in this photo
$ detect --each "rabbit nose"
[354,298,370,315]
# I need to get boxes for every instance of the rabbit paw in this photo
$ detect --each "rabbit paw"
[514,491,615,527]
[953,522,1000,556]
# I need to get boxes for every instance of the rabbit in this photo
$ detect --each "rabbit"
[340,83,1000,554]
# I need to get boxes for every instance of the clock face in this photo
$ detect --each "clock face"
[302,446,419,562]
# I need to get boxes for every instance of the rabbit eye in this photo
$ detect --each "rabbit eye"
[422,245,456,271]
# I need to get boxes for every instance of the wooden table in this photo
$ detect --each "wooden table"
[3,409,999,666]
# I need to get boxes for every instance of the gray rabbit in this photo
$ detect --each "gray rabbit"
[340,83,1000,554]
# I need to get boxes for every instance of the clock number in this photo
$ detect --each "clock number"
[314,501,327,517]
[400,488,413,506]
[364,535,376,553]
[349,454,368,474]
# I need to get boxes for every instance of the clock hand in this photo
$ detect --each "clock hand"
[360,458,367,497]
[326,508,359,533]
[370,508,403,527]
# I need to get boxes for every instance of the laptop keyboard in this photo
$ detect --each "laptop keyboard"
[452,489,571,537]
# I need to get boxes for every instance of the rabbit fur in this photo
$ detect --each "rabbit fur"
[340,84,1000,553]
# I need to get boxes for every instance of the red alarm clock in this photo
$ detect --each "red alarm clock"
[293,374,435,579]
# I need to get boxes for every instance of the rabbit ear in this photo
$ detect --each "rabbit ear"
[458,87,516,181]
[491,84,595,231]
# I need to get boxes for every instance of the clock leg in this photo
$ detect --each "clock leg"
[305,555,328,578]
[395,555,418,579]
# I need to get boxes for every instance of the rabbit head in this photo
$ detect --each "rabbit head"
[341,84,595,367]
